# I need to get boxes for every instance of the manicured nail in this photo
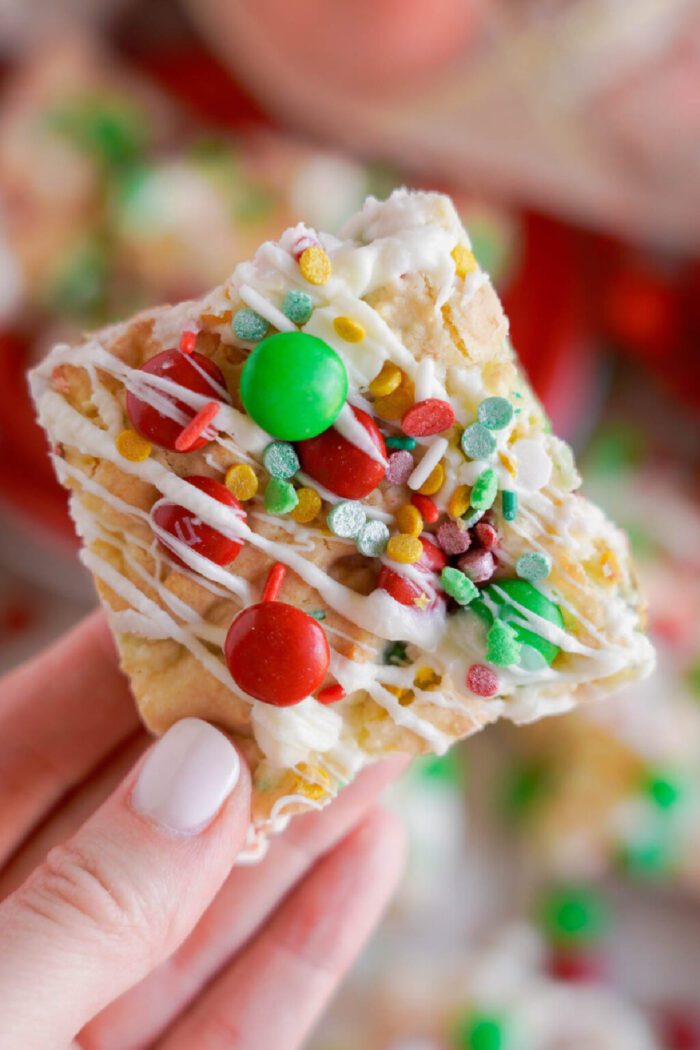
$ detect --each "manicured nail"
[132,718,239,834]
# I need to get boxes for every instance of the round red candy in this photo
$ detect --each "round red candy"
[466,663,500,697]
[225,601,330,706]
[297,405,386,499]
[153,476,244,569]
[401,398,455,437]
[378,537,446,608]
[126,349,228,452]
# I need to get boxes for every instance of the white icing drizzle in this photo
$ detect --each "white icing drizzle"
[238,282,296,334]
[335,402,387,466]
[408,437,449,491]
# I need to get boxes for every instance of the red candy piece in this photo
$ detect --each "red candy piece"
[547,949,605,984]
[126,349,228,452]
[660,1010,700,1050]
[417,536,448,573]
[225,601,330,706]
[297,406,386,499]
[401,398,455,437]
[378,537,446,608]
[175,400,220,452]
[179,330,197,355]
[410,492,439,524]
[153,476,244,569]
[466,663,500,697]
[317,683,346,705]
[474,521,499,550]
[457,548,496,583]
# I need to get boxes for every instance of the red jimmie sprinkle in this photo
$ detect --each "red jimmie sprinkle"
[317,683,346,705]
[262,562,287,603]
[174,401,220,452]
[466,663,500,697]
[401,398,455,437]
[292,234,319,260]
[179,330,197,355]
[410,493,439,524]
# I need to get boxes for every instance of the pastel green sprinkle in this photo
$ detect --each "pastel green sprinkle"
[539,886,607,946]
[233,307,269,342]
[356,519,390,557]
[264,477,298,514]
[461,422,496,460]
[309,609,327,621]
[386,435,417,451]
[454,1013,506,1050]
[471,468,498,511]
[440,567,478,606]
[383,641,409,666]
[644,771,683,810]
[282,289,313,325]
[501,489,518,521]
[618,839,671,878]
[486,619,521,666]
[516,551,552,582]
[478,396,514,430]
[327,500,366,539]
[262,440,300,480]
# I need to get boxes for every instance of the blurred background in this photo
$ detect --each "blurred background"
[0,2,699,1047]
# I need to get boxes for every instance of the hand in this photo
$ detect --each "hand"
[0,612,406,1049]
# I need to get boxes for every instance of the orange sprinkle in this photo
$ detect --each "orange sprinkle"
[179,330,197,355]
[262,563,287,602]
[174,401,220,452]
[317,684,346,705]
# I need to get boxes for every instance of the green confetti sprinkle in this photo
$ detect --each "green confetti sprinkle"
[644,771,683,810]
[383,641,410,666]
[617,838,672,879]
[386,435,417,450]
[264,477,298,515]
[414,749,465,786]
[471,468,498,511]
[478,396,514,430]
[486,619,521,666]
[461,422,496,460]
[539,887,607,947]
[454,1012,506,1050]
[327,500,366,539]
[356,519,390,557]
[233,308,269,342]
[308,609,327,621]
[440,567,479,606]
[501,489,518,521]
[262,441,300,480]
[282,289,314,325]
[516,551,552,582]
[502,760,549,818]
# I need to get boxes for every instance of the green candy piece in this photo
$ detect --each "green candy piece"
[383,641,409,666]
[539,887,607,947]
[618,838,672,878]
[471,468,498,511]
[356,519,390,557]
[441,567,478,606]
[414,751,464,786]
[240,331,348,440]
[263,441,300,480]
[486,619,521,666]
[282,289,314,325]
[386,435,417,451]
[478,396,514,430]
[327,500,366,539]
[644,770,683,810]
[471,579,564,666]
[455,1012,506,1050]
[461,422,496,460]
[516,551,552,583]
[264,478,298,515]
[233,308,269,342]
[501,489,518,522]
[308,609,327,621]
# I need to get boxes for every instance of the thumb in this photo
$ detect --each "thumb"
[0,718,250,1050]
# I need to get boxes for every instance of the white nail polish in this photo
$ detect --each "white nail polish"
[132,718,239,834]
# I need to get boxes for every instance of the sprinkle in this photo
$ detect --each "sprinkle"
[374,375,415,421]
[386,684,415,706]
[291,486,322,523]
[116,429,151,462]
[475,521,499,550]
[174,401,219,452]
[263,441,300,480]
[333,316,365,342]
[396,504,423,538]
[385,450,415,485]
[317,683,346,705]
[436,519,471,556]
[414,666,442,691]
[401,398,455,438]
[457,549,495,583]
[516,551,552,582]
[461,509,485,528]
[466,664,501,698]
[478,396,514,430]
[356,519,390,557]
[327,500,366,538]
[408,437,449,492]
[410,493,439,524]
[502,489,518,521]
[448,484,471,518]
[299,245,331,285]
[470,468,498,510]
[440,567,478,605]
[225,463,259,501]
[178,330,197,355]
[386,434,417,451]
[644,771,683,810]
[233,307,269,342]
[451,244,478,278]
[282,289,313,325]
[369,361,403,397]
[486,619,522,666]
[264,477,299,514]
[383,641,409,666]
[419,462,445,495]
[262,562,286,602]
[309,609,327,620]
[387,534,423,564]
[540,888,607,947]
[461,422,497,459]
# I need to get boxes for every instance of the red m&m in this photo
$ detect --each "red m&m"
[126,349,228,452]
[153,476,244,569]
[377,537,447,608]
[297,406,386,499]
[402,398,455,437]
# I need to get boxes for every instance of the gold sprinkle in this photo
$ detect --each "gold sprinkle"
[374,374,415,421]
[225,463,259,501]
[369,361,402,397]
[451,244,478,279]
[396,504,423,538]
[116,429,151,462]
[387,534,423,564]
[419,462,445,496]
[291,487,322,524]
[448,484,471,518]
[333,316,365,343]
[299,246,331,285]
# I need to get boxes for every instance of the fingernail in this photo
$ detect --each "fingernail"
[132,718,239,835]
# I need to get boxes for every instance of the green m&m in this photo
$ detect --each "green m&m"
[471,578,564,666]
[240,331,348,441]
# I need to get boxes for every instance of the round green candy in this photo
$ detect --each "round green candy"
[327,500,366,539]
[516,551,552,583]
[478,396,514,430]
[282,289,313,325]
[441,567,478,606]
[356,519,389,557]
[263,441,300,480]
[233,308,269,342]
[470,468,498,511]
[644,770,683,810]
[455,1012,506,1050]
[264,477,298,515]
[240,331,348,441]
[539,887,607,947]
[471,579,564,666]
[461,422,496,460]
